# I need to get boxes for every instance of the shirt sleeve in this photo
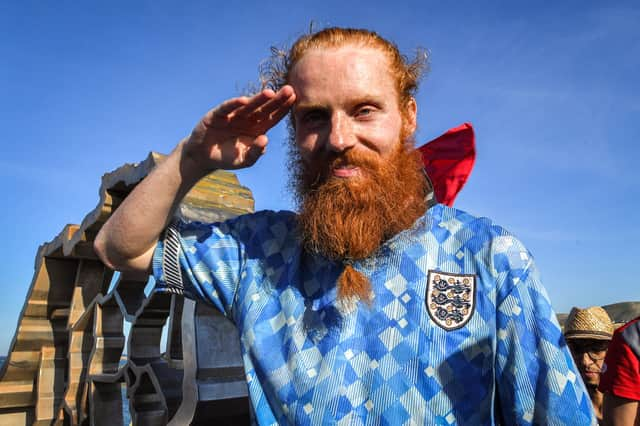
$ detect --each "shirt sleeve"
[599,321,640,401]
[152,217,248,318]
[492,235,596,425]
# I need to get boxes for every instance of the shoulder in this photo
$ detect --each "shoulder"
[225,209,297,230]
[608,316,640,347]
[222,209,298,246]
[426,204,537,301]
[618,317,640,348]
[427,203,527,253]
[617,316,640,334]
[175,209,297,243]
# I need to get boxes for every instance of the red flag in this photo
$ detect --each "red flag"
[418,123,475,207]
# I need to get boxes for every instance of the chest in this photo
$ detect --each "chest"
[238,246,497,376]
[236,247,498,423]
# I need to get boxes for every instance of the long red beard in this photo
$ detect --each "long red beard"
[292,141,428,304]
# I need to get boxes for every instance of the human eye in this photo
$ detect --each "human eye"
[299,109,328,127]
[354,104,379,119]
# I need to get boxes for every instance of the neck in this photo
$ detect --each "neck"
[587,384,604,420]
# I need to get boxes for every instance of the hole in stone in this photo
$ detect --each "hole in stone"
[160,320,169,361]
[107,270,121,294]
[122,381,131,426]
[143,275,156,298]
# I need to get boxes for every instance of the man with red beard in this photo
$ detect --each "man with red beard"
[95,28,594,425]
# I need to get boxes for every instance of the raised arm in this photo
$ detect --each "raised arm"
[94,86,296,273]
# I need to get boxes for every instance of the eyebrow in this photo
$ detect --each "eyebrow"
[291,103,329,122]
[293,103,328,114]
[294,96,386,115]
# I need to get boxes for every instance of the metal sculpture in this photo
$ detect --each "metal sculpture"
[0,152,254,425]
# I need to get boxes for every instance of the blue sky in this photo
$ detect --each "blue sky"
[1,1,638,354]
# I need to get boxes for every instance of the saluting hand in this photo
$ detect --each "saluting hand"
[183,85,296,175]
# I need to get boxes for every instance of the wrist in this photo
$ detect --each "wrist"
[176,139,214,185]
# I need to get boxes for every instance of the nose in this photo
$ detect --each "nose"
[326,112,356,153]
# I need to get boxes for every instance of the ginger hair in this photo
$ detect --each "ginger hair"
[260,27,428,113]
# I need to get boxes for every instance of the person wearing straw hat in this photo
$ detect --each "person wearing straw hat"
[565,306,615,422]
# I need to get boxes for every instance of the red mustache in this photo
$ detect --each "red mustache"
[308,150,381,184]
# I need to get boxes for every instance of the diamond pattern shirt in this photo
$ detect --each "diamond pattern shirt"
[153,204,596,425]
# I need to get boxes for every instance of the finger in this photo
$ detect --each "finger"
[211,97,250,118]
[251,86,296,119]
[232,89,276,118]
[240,135,268,165]
[263,95,296,125]
[252,134,269,149]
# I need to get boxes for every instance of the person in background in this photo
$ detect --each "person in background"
[564,306,615,423]
[600,316,640,426]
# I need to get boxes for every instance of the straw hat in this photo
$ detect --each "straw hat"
[564,306,614,340]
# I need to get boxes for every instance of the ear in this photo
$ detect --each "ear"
[403,97,417,136]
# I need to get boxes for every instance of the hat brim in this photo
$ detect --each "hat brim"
[565,331,612,341]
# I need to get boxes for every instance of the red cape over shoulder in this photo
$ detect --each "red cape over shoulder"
[418,123,476,207]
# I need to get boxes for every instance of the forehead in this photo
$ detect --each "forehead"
[289,46,398,105]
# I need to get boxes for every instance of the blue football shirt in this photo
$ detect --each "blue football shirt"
[153,204,595,425]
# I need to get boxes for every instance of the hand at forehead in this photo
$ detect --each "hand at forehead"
[208,86,296,133]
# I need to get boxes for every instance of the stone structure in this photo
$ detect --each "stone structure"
[0,152,254,425]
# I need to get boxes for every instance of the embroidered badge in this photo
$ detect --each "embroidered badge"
[426,270,476,330]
